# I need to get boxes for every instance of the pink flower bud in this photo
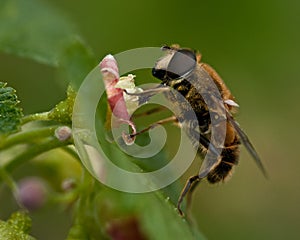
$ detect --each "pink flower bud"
[99,54,119,79]
[17,177,47,211]
[99,55,137,145]
[55,126,72,141]
[100,55,129,121]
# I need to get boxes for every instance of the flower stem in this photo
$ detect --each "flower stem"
[0,125,59,149]
[61,146,81,163]
[0,168,18,193]
[21,112,50,125]
[4,137,73,172]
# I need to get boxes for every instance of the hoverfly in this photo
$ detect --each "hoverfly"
[127,45,267,216]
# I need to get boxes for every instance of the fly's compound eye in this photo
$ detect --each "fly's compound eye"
[167,49,197,79]
[152,68,166,80]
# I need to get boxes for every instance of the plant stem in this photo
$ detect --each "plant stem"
[0,168,23,207]
[4,137,73,172]
[66,169,95,239]
[0,168,18,193]
[21,112,50,125]
[61,146,81,164]
[0,125,59,149]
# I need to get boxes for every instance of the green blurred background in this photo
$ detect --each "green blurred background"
[1,0,300,239]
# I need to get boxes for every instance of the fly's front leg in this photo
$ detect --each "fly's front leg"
[123,85,170,105]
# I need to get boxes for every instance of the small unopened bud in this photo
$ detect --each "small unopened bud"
[55,126,72,141]
[61,178,76,192]
[17,177,47,211]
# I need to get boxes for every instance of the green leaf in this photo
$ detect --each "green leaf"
[94,190,206,240]
[0,211,36,240]
[0,0,96,88]
[0,82,23,136]
[141,192,206,240]
[0,0,75,65]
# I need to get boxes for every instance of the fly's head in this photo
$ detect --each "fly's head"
[152,45,197,84]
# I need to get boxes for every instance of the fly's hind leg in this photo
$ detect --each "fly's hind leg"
[186,176,202,212]
[177,175,201,216]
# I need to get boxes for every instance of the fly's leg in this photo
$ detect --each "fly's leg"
[177,175,201,216]
[123,85,170,104]
[186,177,202,213]
[133,106,167,119]
[122,115,177,146]
[129,116,177,138]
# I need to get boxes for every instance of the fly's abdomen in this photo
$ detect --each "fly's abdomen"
[207,135,240,183]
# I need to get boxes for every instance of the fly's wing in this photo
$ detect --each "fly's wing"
[183,117,222,179]
[187,65,227,179]
[196,107,224,179]
[182,118,220,156]
[226,111,268,178]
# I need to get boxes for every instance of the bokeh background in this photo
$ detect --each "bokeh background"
[1,0,300,239]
